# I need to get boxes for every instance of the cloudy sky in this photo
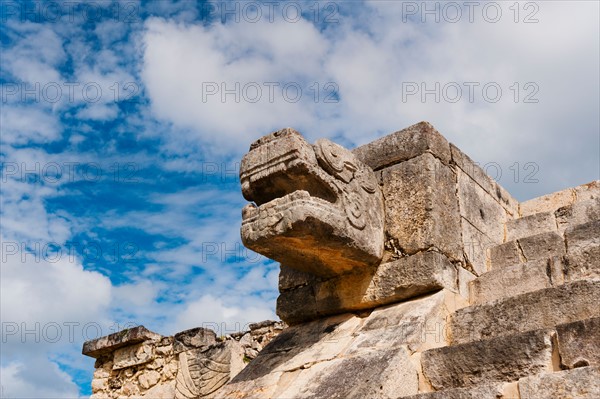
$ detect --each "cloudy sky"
[0,0,598,396]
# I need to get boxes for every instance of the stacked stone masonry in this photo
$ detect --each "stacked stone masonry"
[84,122,600,398]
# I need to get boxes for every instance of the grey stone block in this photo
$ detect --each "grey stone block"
[353,121,451,170]
[518,366,600,399]
[422,329,556,389]
[381,153,462,262]
[450,280,600,345]
[556,317,600,369]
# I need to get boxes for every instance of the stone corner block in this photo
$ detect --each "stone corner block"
[353,121,451,170]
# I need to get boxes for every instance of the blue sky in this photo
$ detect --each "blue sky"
[0,0,598,396]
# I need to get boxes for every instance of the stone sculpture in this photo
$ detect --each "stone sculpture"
[240,128,384,277]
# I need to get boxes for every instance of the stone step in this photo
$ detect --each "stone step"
[469,256,565,305]
[519,180,598,217]
[556,316,600,369]
[473,220,599,305]
[402,382,513,399]
[506,197,599,241]
[489,231,565,270]
[451,280,600,345]
[405,366,600,398]
[505,210,557,241]
[421,328,558,390]
[518,366,600,399]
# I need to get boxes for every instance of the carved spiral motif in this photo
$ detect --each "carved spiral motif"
[315,139,356,183]
[344,190,366,230]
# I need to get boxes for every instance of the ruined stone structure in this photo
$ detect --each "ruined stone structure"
[84,122,600,398]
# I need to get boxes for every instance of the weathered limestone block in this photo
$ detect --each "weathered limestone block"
[488,240,522,270]
[574,179,600,200]
[277,252,459,324]
[469,256,565,305]
[352,121,451,170]
[345,290,459,355]
[460,217,495,276]
[403,383,508,399]
[556,317,600,369]
[381,153,462,261]
[82,326,162,358]
[564,220,600,281]
[518,366,600,399]
[218,294,465,399]
[505,211,557,241]
[421,329,556,390]
[556,197,600,234]
[518,231,565,262]
[520,187,576,216]
[451,280,600,345]
[113,342,154,370]
[278,264,317,292]
[274,348,418,399]
[173,327,217,354]
[450,143,518,216]
[457,170,507,244]
[240,128,384,277]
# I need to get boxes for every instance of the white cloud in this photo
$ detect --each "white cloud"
[140,2,599,199]
[0,360,81,398]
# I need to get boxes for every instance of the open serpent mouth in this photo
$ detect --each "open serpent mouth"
[239,128,384,278]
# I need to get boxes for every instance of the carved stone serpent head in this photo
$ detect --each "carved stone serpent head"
[240,128,384,277]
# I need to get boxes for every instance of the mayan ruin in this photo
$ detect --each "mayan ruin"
[82,122,600,398]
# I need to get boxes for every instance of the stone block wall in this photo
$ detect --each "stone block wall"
[84,322,284,398]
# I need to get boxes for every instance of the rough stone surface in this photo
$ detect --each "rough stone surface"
[403,383,506,399]
[422,329,556,389]
[382,153,462,261]
[113,343,154,370]
[556,317,600,369]
[240,128,384,277]
[449,144,518,216]
[353,121,451,170]
[518,366,600,399]
[520,187,576,216]
[83,326,162,358]
[505,211,557,241]
[84,322,284,399]
[518,231,565,262]
[488,240,522,270]
[277,252,459,324]
[555,197,600,234]
[470,256,565,305]
[460,217,494,276]
[173,327,217,354]
[457,170,507,244]
[451,280,600,344]
[564,220,600,281]
[217,292,462,399]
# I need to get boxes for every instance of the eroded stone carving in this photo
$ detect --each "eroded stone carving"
[175,345,231,399]
[240,128,384,277]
